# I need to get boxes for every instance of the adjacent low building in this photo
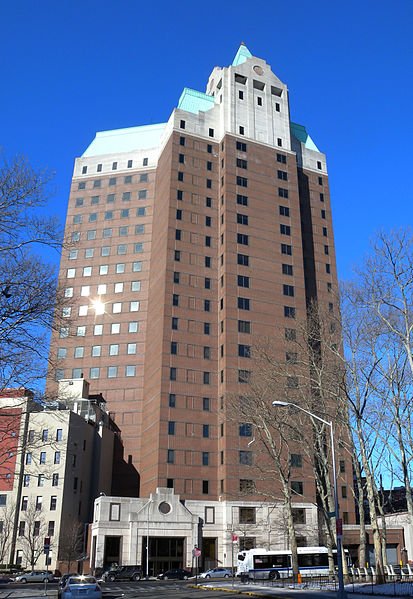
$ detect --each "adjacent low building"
[0,379,114,571]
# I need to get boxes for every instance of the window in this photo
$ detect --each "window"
[278,188,289,198]
[318,176,323,185]
[205,506,215,524]
[203,346,210,359]
[290,453,302,467]
[18,521,26,536]
[37,474,44,487]
[169,393,176,408]
[171,341,177,355]
[321,209,326,219]
[239,126,245,135]
[168,421,175,435]
[203,397,210,411]
[178,171,184,182]
[170,367,177,381]
[23,475,30,487]
[203,372,210,384]
[206,196,212,207]
[176,209,182,220]
[109,344,119,356]
[342,486,347,498]
[237,233,248,245]
[128,322,139,333]
[238,369,251,383]
[282,263,293,276]
[174,250,181,261]
[237,213,248,225]
[89,212,97,222]
[130,301,140,312]
[208,128,214,137]
[239,450,253,465]
[205,277,211,289]
[239,480,256,495]
[83,266,92,277]
[204,299,210,312]
[236,158,247,169]
[205,256,211,268]
[40,451,46,464]
[202,480,209,494]
[277,170,288,181]
[180,119,186,129]
[35,496,42,510]
[108,366,118,378]
[292,508,306,524]
[50,496,57,510]
[236,141,247,151]
[167,449,175,464]
[277,153,287,164]
[172,317,178,330]
[99,265,108,275]
[42,429,48,442]
[238,344,251,358]
[238,253,249,266]
[127,343,137,354]
[202,424,209,438]
[238,320,251,333]
[339,459,346,473]
[90,367,100,379]
[204,322,210,334]
[324,245,329,255]
[202,452,209,466]
[323,226,328,237]
[235,197,249,212]
[238,297,250,310]
[109,503,121,521]
[133,261,142,272]
[78,182,86,190]
[239,423,253,437]
[236,176,248,187]
[107,193,115,203]
[239,507,256,524]
[281,243,292,255]
[54,451,61,464]
[291,481,303,495]
[284,306,296,318]
[21,496,28,511]
[283,284,295,297]
[280,224,291,235]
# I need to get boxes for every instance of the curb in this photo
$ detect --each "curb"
[190,583,284,597]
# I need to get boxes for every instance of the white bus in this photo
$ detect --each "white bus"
[236,546,334,579]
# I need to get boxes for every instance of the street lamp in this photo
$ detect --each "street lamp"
[272,400,346,599]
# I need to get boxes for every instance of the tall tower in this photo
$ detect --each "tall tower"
[49,45,353,518]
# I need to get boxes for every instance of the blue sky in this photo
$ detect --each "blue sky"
[1,0,412,280]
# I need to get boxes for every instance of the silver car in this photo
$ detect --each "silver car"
[200,567,232,578]
[14,570,54,583]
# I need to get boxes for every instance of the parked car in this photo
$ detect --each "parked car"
[58,573,78,598]
[102,565,142,582]
[0,575,12,584]
[61,575,102,599]
[199,567,232,578]
[157,568,191,580]
[14,570,54,583]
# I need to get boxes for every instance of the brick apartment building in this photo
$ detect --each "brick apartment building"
[47,45,360,571]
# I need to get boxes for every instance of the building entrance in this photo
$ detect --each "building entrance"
[103,536,121,569]
[142,537,185,576]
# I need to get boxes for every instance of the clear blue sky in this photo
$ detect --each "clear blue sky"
[1,0,412,280]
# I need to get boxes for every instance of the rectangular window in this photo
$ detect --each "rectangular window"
[237,233,249,245]
[280,224,291,236]
[236,296,251,312]
[238,344,251,358]
[237,213,248,225]
[167,449,175,464]
[277,153,287,164]
[291,481,303,495]
[238,275,250,288]
[278,188,289,198]
[238,320,251,333]
[238,253,249,266]
[168,421,175,435]
[290,453,302,467]
[239,450,253,465]
[202,424,210,438]
[239,507,256,524]
[283,284,294,297]
[284,306,296,318]
[170,367,177,381]
[292,508,306,524]
[279,205,290,217]
[52,474,59,486]
[281,243,292,255]
[238,369,251,383]
[277,170,288,181]
[236,158,248,169]
[237,194,248,206]
[202,452,209,466]
[236,176,248,187]
[239,423,253,436]
[282,263,293,275]
[202,480,209,494]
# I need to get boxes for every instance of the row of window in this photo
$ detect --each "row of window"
[72,203,147,224]
[18,520,55,537]
[58,343,138,360]
[80,158,148,176]
[56,365,136,381]
[27,429,63,443]
[25,450,63,465]
[21,495,58,511]
[23,473,60,487]
[67,259,143,277]
[65,264,142,292]
[62,300,140,319]
[77,172,148,189]
[59,321,139,338]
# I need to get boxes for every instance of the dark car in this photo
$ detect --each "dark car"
[157,568,191,580]
[102,565,142,582]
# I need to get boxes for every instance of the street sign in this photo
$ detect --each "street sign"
[231,534,238,543]
[193,547,201,558]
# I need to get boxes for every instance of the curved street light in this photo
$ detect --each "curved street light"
[272,400,346,599]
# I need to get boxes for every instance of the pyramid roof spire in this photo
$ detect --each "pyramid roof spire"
[232,43,252,66]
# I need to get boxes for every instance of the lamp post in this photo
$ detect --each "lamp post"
[272,400,346,599]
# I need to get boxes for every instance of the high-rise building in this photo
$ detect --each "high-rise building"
[48,44,353,518]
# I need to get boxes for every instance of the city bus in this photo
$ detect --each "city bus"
[236,546,336,579]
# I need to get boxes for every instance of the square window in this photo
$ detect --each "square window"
[108,366,118,378]
[111,323,121,334]
[133,261,142,272]
[109,344,119,356]
[128,322,139,333]
[90,367,100,379]
[125,365,136,377]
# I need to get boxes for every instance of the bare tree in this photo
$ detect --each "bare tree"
[0,154,65,392]
[17,503,48,569]
[0,501,16,566]
[58,520,84,573]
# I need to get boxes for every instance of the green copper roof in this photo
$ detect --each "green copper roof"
[177,87,215,115]
[290,122,320,152]
[232,43,252,66]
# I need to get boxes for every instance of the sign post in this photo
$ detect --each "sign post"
[192,547,201,584]
[43,537,50,596]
